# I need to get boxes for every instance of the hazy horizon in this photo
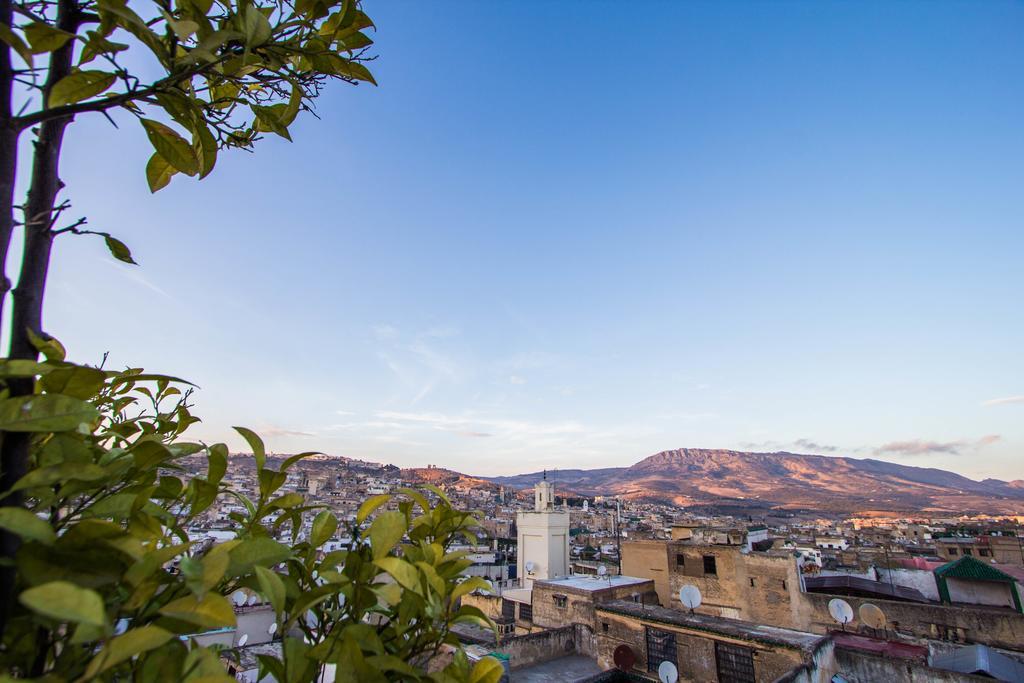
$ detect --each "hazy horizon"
[30,1,1024,478]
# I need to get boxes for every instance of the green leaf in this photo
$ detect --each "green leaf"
[368,510,405,560]
[0,360,53,378]
[0,23,34,66]
[104,235,136,264]
[159,592,236,628]
[355,494,389,524]
[145,152,176,193]
[227,537,290,576]
[233,426,266,470]
[242,6,272,46]
[140,119,198,176]
[20,581,106,626]
[27,328,66,361]
[254,566,285,614]
[83,625,173,679]
[251,104,292,141]
[0,508,56,545]
[48,70,116,108]
[451,576,492,602]
[207,443,228,484]
[193,121,218,179]
[469,657,505,683]
[40,365,107,399]
[374,557,419,592]
[0,394,99,432]
[23,22,74,54]
[310,510,337,548]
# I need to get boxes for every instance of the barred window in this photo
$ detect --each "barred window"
[715,642,755,683]
[703,555,717,576]
[518,602,532,622]
[553,594,567,608]
[645,626,677,673]
[501,599,515,619]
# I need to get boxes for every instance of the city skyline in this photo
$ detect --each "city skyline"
[34,0,1024,478]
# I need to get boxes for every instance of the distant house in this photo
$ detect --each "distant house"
[934,555,1024,613]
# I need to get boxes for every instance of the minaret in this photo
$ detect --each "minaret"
[517,475,571,590]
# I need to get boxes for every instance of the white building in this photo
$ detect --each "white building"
[516,476,570,590]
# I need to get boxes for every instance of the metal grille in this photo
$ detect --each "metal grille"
[715,642,755,683]
[501,599,515,619]
[518,602,532,622]
[645,626,677,672]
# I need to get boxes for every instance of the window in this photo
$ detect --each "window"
[948,548,958,556]
[518,602,532,622]
[501,599,515,619]
[602,622,609,633]
[676,553,686,567]
[963,548,972,556]
[749,578,756,588]
[645,626,677,673]
[553,594,567,608]
[781,580,787,590]
[703,555,717,576]
[979,548,990,557]
[715,642,755,683]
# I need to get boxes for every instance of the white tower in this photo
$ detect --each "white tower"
[517,473,570,590]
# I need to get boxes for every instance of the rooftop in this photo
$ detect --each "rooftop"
[596,600,827,652]
[535,575,652,593]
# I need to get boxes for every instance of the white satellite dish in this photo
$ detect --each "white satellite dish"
[237,634,248,647]
[232,591,246,607]
[267,622,278,636]
[678,585,702,611]
[525,561,536,573]
[114,619,129,636]
[658,660,679,683]
[828,598,854,626]
[597,565,608,576]
[247,595,258,606]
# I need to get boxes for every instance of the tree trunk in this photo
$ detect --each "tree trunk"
[0,0,80,643]
[0,0,15,329]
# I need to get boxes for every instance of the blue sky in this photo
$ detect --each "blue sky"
[26,0,1024,477]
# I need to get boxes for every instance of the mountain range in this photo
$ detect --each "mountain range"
[477,448,1024,515]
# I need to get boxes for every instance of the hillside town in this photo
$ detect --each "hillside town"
[178,453,1024,682]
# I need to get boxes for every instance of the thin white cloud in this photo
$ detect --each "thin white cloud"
[982,396,1024,407]
[875,435,1001,457]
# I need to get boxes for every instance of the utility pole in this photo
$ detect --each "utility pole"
[615,497,622,575]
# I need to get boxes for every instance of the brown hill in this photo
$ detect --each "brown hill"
[483,448,1024,514]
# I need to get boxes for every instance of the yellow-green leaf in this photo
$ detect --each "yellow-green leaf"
[104,235,136,264]
[140,119,198,176]
[20,581,106,626]
[469,656,505,683]
[368,510,405,560]
[374,557,419,592]
[83,625,173,679]
[48,70,115,108]
[254,566,285,614]
[233,426,265,470]
[0,508,55,545]
[310,510,337,547]
[0,23,34,66]
[355,494,389,524]
[145,152,176,193]
[23,22,74,54]
[0,394,99,432]
[159,593,236,628]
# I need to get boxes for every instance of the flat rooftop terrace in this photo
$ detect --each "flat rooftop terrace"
[535,575,651,592]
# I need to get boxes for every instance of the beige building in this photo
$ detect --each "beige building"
[516,477,570,590]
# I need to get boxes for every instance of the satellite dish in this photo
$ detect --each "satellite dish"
[268,622,278,636]
[525,561,536,573]
[247,595,258,606]
[658,660,679,683]
[859,603,886,630]
[828,598,854,626]
[598,565,608,576]
[679,585,702,611]
[237,634,248,647]
[613,644,636,671]
[232,591,246,607]
[114,619,129,636]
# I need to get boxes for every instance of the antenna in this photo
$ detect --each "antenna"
[658,661,679,683]
[237,634,248,647]
[859,603,886,631]
[678,585,702,612]
[828,599,854,630]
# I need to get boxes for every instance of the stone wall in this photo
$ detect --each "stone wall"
[803,592,1024,650]
[621,541,670,605]
[831,647,991,683]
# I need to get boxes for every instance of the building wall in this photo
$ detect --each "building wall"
[945,577,1015,609]
[875,568,941,602]
[832,647,991,683]
[516,510,570,589]
[802,593,1024,651]
[592,610,810,682]
[530,580,658,631]
[621,541,670,606]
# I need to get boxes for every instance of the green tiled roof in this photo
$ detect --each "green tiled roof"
[935,555,1015,582]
